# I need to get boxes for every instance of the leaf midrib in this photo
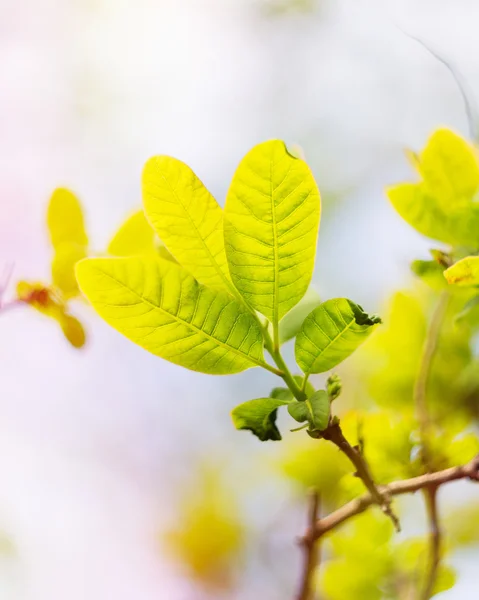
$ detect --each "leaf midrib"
[308,314,357,374]
[97,267,267,369]
[158,171,238,298]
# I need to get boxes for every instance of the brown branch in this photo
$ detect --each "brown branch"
[322,421,400,531]
[300,455,479,545]
[296,491,321,600]
[419,486,441,600]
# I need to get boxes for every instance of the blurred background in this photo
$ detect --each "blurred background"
[1,0,479,598]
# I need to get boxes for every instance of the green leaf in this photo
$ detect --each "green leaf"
[295,298,381,375]
[107,210,158,256]
[279,285,321,344]
[387,129,479,246]
[444,256,479,286]
[270,387,294,401]
[142,156,234,294]
[76,256,267,375]
[224,140,320,324]
[288,390,329,431]
[418,128,479,208]
[288,401,309,423]
[455,294,479,324]
[47,188,88,249]
[231,398,288,441]
[411,259,447,291]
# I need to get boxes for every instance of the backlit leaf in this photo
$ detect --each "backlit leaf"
[231,397,288,441]
[107,209,157,256]
[224,140,320,324]
[142,156,234,294]
[387,129,479,246]
[52,243,86,298]
[47,188,88,249]
[411,259,447,291]
[444,256,479,286]
[279,285,321,344]
[418,128,479,208]
[76,256,266,375]
[295,298,381,375]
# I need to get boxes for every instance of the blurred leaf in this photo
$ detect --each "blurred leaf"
[388,129,479,246]
[231,397,288,441]
[278,437,355,506]
[16,281,85,348]
[445,256,479,286]
[60,314,86,348]
[224,140,320,323]
[107,209,157,256]
[52,242,86,298]
[279,285,321,344]
[418,128,479,208]
[47,188,88,249]
[295,299,381,375]
[445,503,479,547]
[320,512,394,600]
[76,257,266,374]
[411,259,447,291]
[455,294,479,324]
[164,468,245,590]
[142,156,233,294]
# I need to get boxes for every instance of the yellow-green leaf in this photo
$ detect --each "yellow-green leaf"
[295,298,381,375]
[60,314,86,348]
[142,157,233,294]
[47,188,88,249]
[52,243,86,298]
[231,397,288,441]
[107,210,157,256]
[76,256,266,375]
[444,256,479,286]
[224,140,320,324]
[418,128,479,208]
[279,285,321,344]
[387,129,479,246]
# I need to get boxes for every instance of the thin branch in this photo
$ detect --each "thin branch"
[420,486,441,600]
[413,292,449,599]
[322,421,400,531]
[399,29,479,142]
[414,291,449,466]
[300,455,479,544]
[296,490,320,600]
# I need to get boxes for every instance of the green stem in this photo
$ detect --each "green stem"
[272,345,306,401]
[261,324,307,401]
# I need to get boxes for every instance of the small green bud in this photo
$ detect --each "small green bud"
[327,374,342,401]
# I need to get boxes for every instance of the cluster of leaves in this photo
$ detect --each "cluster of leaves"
[75,140,381,442]
[7,128,479,597]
